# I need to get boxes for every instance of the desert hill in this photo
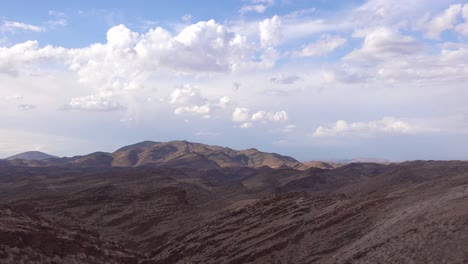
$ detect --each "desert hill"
[5,151,57,161]
[2,140,307,170]
[0,204,142,263]
[1,143,468,263]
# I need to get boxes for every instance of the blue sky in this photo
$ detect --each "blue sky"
[1,0,468,161]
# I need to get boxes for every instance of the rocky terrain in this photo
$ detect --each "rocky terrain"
[1,141,468,263]
[0,204,142,263]
[1,141,306,170]
[5,151,58,161]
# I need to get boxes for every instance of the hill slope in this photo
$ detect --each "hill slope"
[5,151,57,161]
[3,140,307,170]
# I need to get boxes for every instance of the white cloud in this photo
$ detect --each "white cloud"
[232,107,288,128]
[0,19,278,97]
[297,35,347,57]
[344,27,422,65]
[1,21,45,32]
[240,5,267,14]
[170,84,205,106]
[64,21,264,100]
[174,105,211,117]
[313,117,417,137]
[425,4,462,39]
[455,4,468,35]
[240,0,275,14]
[259,15,282,47]
[251,110,288,122]
[47,11,67,28]
[0,41,67,75]
[240,122,253,128]
[284,8,316,19]
[232,107,250,122]
[169,84,230,118]
[46,19,67,27]
[218,96,231,109]
[331,25,468,85]
[170,85,211,117]
[63,94,125,112]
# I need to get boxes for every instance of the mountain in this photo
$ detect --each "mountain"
[5,151,57,161]
[1,143,468,263]
[4,140,307,170]
[303,160,342,169]
[111,140,306,169]
[332,157,392,164]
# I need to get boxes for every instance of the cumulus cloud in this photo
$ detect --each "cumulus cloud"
[332,24,468,84]
[251,110,288,122]
[1,21,45,32]
[169,84,230,118]
[425,4,462,39]
[0,41,67,76]
[173,105,211,116]
[259,15,282,47]
[1,20,268,84]
[270,75,302,84]
[297,35,347,57]
[62,95,125,112]
[218,96,231,109]
[170,85,211,117]
[0,20,284,121]
[313,117,416,137]
[232,107,250,122]
[0,19,279,95]
[232,107,288,128]
[344,27,422,65]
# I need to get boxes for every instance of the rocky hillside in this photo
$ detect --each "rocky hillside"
[2,140,306,170]
[0,205,142,264]
[5,151,57,161]
[2,145,468,263]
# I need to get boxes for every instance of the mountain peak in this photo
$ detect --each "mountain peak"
[6,151,57,161]
[115,141,160,152]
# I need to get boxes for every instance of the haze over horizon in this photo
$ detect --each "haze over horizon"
[2,0,468,161]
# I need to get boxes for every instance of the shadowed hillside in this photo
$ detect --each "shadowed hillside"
[1,143,468,263]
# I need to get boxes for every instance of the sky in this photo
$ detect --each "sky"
[1,0,468,161]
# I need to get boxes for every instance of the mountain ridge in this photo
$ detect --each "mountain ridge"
[2,140,309,170]
[5,151,57,161]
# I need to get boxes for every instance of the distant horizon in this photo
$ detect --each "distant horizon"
[2,138,466,163]
[2,1,468,161]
